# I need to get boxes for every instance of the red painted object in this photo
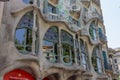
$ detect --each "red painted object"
[43,77,50,80]
[4,69,35,80]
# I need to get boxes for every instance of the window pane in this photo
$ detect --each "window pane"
[23,0,34,4]
[43,27,59,62]
[15,28,26,45]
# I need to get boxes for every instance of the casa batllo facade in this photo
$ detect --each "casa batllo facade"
[0,0,119,80]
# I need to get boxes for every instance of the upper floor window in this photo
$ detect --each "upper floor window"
[92,45,103,73]
[89,21,97,41]
[15,11,39,54]
[80,39,89,70]
[61,30,75,65]
[42,26,59,63]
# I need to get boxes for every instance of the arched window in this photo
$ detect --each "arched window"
[80,39,89,70]
[15,11,39,54]
[43,26,59,63]
[92,46,103,73]
[89,21,97,41]
[61,30,75,65]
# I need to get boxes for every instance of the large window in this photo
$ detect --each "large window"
[15,11,39,54]
[92,46,103,73]
[89,21,97,41]
[61,30,75,65]
[15,11,38,54]
[80,39,89,70]
[43,26,59,63]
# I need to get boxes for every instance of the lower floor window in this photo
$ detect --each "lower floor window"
[43,40,59,63]
[62,44,75,65]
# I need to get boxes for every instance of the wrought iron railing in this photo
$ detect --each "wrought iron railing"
[99,32,107,42]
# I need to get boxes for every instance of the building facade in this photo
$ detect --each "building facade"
[0,0,119,80]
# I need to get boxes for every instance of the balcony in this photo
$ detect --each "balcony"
[92,0,100,6]
[48,0,59,5]
[45,13,66,21]
[99,32,107,43]
[105,63,113,73]
[80,0,90,7]
[98,14,103,23]
[83,12,99,22]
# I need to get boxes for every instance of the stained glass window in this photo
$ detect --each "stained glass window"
[61,30,75,65]
[43,26,59,63]
[92,46,103,73]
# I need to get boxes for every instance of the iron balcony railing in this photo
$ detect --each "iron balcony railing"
[99,32,107,43]
[92,0,100,6]
[105,63,113,71]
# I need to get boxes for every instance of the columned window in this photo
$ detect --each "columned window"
[15,11,39,54]
[61,30,75,65]
[89,21,97,41]
[80,39,89,70]
[92,45,103,73]
[43,26,59,63]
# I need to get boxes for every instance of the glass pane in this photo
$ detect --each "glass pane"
[43,40,56,62]
[26,46,32,52]
[44,27,58,42]
[61,30,73,45]
[19,12,33,28]
[15,28,26,45]
[26,29,32,45]
[16,46,24,51]
[23,0,34,4]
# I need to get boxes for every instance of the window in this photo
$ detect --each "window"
[15,11,39,54]
[102,51,108,69]
[92,46,103,73]
[89,21,97,41]
[61,30,75,65]
[48,4,56,14]
[43,26,59,63]
[80,39,89,70]
[23,0,34,4]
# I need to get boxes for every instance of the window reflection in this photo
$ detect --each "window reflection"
[42,27,59,63]
[23,0,34,4]
[61,30,75,65]
[15,11,39,54]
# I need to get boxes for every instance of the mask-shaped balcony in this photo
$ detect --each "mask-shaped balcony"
[105,63,113,73]
[83,11,99,23]
[92,0,100,7]
[48,0,59,5]
[98,14,103,23]
[99,32,107,43]
[80,0,90,7]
